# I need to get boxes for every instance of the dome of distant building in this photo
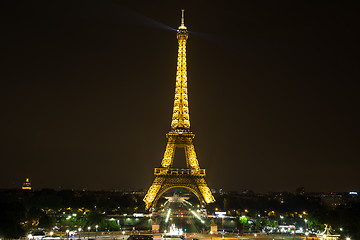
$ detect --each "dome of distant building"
[22,177,32,190]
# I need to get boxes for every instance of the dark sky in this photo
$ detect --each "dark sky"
[1,0,359,193]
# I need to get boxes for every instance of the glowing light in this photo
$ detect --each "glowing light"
[167,224,183,235]
[191,210,205,223]
[22,178,32,190]
[165,208,171,223]
[215,211,226,216]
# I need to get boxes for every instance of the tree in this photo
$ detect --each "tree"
[38,215,56,230]
[86,212,105,227]
[238,215,250,233]
[0,202,26,238]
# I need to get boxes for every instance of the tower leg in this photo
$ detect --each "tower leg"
[161,143,175,168]
[144,177,165,210]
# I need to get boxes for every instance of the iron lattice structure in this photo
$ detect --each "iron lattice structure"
[143,10,215,210]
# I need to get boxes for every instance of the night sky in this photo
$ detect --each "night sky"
[1,1,359,193]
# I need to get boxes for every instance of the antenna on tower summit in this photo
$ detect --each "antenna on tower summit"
[181,9,185,26]
[178,9,187,30]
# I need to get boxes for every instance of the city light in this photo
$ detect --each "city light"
[191,210,205,223]
[165,208,171,223]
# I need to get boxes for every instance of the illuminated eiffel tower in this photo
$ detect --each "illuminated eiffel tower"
[143,10,215,210]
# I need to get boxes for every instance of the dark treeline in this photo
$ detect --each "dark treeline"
[212,193,322,212]
[0,189,144,238]
[0,189,144,211]
[1,189,360,239]
[210,193,360,239]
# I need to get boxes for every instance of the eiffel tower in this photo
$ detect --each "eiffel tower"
[143,10,215,210]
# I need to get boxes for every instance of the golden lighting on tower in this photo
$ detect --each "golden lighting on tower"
[143,10,215,210]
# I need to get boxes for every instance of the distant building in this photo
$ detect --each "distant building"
[320,193,345,210]
[22,177,32,190]
[296,187,305,195]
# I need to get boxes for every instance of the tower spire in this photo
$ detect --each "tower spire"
[171,10,189,129]
[179,9,186,30]
[181,9,185,28]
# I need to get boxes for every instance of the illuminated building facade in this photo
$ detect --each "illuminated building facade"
[143,10,215,210]
[22,177,32,190]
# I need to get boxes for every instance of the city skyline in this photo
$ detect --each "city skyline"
[1,1,359,193]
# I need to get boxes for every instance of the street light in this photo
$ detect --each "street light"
[50,232,54,237]
[78,228,82,240]
[66,230,69,240]
[346,238,351,240]
[122,231,125,240]
[88,227,91,239]
[95,225,98,239]
[210,231,213,240]
[305,232,309,240]
[254,233,257,238]
[280,215,284,225]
